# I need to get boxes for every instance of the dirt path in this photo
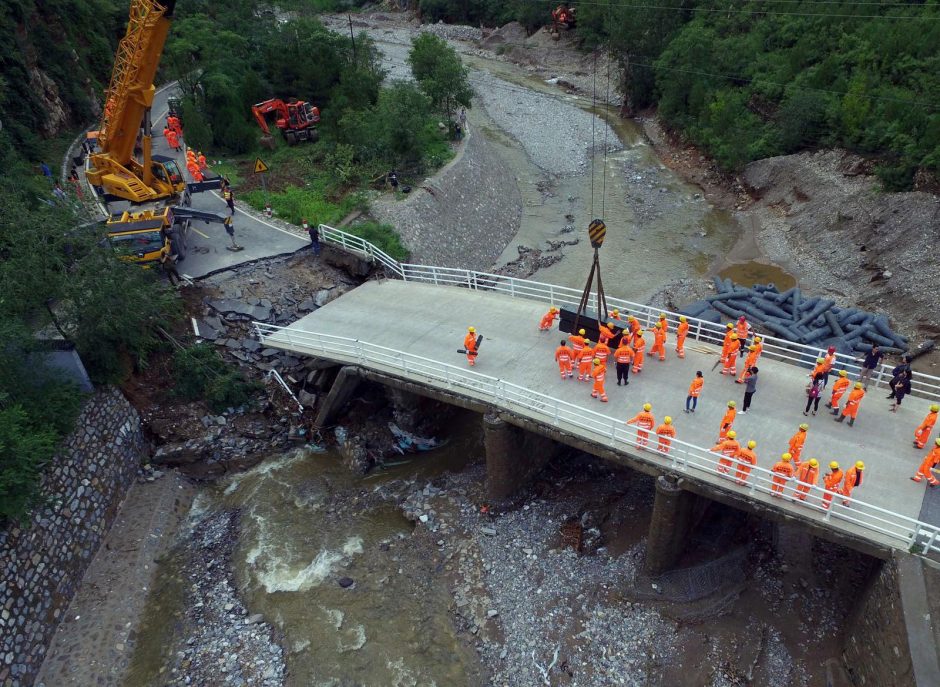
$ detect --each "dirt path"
[35,472,195,687]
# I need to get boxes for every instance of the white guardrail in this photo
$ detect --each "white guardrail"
[255,323,940,556]
[318,224,940,402]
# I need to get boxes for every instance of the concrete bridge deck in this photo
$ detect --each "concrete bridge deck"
[259,279,940,555]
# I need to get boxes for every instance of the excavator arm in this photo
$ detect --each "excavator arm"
[252,99,287,136]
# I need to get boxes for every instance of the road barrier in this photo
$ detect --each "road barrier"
[255,321,940,557]
[317,224,940,402]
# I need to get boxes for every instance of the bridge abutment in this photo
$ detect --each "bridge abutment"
[314,366,360,429]
[483,412,561,503]
[645,475,698,576]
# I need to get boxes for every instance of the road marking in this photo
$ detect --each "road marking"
[191,227,210,239]
[207,188,307,241]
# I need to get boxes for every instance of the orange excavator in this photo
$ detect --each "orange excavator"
[549,3,577,38]
[252,98,320,145]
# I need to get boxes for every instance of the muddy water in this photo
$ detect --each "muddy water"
[719,260,798,290]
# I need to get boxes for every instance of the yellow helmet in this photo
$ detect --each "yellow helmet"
[747,440,756,449]
[754,336,762,342]
[816,358,824,363]
[935,438,940,446]
[584,340,591,345]
[607,321,614,327]
[799,423,808,431]
[749,345,757,351]
[726,323,734,329]
[809,458,819,467]
[664,416,672,424]
[731,334,738,340]
[579,328,586,335]
[728,401,736,408]
[854,381,863,389]
[593,358,601,365]
[550,306,558,312]
[659,313,667,319]
[931,404,939,412]
[839,370,848,377]
[855,461,865,470]
[468,326,475,333]
[655,322,663,328]
[829,461,840,470]
[781,453,792,462]
[679,316,687,322]
[727,430,737,439]
[611,309,620,316]
[627,316,636,322]
[643,403,652,411]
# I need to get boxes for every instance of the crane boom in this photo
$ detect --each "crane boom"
[87,0,182,203]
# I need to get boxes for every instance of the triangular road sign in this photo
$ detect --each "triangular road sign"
[254,157,269,173]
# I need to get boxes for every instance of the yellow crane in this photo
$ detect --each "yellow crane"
[86,0,183,203]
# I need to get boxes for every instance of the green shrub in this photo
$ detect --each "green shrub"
[172,344,261,413]
[345,221,410,261]
[242,183,362,226]
[0,405,58,523]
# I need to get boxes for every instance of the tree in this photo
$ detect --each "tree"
[407,33,472,115]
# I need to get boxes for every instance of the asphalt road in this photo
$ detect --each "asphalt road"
[85,84,308,279]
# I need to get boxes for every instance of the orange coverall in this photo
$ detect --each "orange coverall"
[463,333,478,366]
[736,319,750,342]
[912,447,940,486]
[197,153,208,171]
[166,129,180,150]
[721,339,740,375]
[828,377,850,409]
[539,309,558,331]
[737,349,760,383]
[914,410,939,449]
[718,408,736,440]
[734,446,757,484]
[752,340,763,358]
[626,411,655,447]
[656,423,676,454]
[788,430,807,466]
[822,469,843,509]
[794,463,819,501]
[632,339,645,373]
[841,388,866,419]
[675,321,689,358]
[568,334,585,355]
[771,460,795,496]
[593,342,611,368]
[578,346,595,381]
[712,439,740,474]
[598,324,615,345]
[688,376,703,398]
[841,466,863,505]
[554,345,573,378]
[649,327,667,361]
[591,366,608,402]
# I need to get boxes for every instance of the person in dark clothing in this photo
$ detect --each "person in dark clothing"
[387,170,399,192]
[804,373,824,416]
[741,367,758,413]
[856,345,885,389]
[305,220,320,256]
[889,370,912,411]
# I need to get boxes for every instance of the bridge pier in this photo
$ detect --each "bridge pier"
[483,412,561,503]
[314,366,360,429]
[645,475,698,576]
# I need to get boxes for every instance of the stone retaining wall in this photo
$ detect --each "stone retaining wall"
[0,387,146,687]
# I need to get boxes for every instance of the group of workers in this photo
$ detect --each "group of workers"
[163,114,183,151]
[466,304,940,507]
[185,148,209,182]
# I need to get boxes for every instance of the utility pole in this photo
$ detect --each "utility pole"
[348,15,357,63]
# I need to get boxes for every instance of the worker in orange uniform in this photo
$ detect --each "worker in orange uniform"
[751,336,764,358]
[718,401,736,440]
[810,357,826,380]
[165,127,180,152]
[821,346,837,387]
[590,359,608,402]
[736,345,760,384]
[721,322,734,347]
[721,334,740,375]
[841,461,864,506]
[734,440,758,485]
[770,453,794,497]
[598,321,616,345]
[712,430,740,475]
[554,340,573,379]
[657,313,669,335]
[578,340,595,382]
[656,416,676,454]
[685,371,704,413]
[631,335,646,374]
[186,148,196,163]
[822,462,843,510]
[197,151,208,171]
[834,382,865,426]
[539,307,559,331]
[914,405,940,449]
[648,322,667,361]
[626,403,655,448]
[568,328,586,357]
[675,316,689,358]
[187,159,203,182]
[826,370,851,412]
[911,438,940,487]
[609,308,624,322]
[626,316,642,345]
[463,327,479,366]
[788,424,809,466]
[735,316,751,356]
[593,338,611,370]
[794,458,819,501]
[167,114,182,136]
[613,339,634,386]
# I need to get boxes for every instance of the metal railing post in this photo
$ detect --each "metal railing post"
[695,320,703,342]
[875,365,885,390]
[431,266,439,285]
[549,284,555,305]
[510,280,516,298]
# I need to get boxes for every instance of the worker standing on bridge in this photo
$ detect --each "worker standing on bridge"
[752,336,764,359]
[826,370,851,413]
[822,462,843,510]
[656,417,675,454]
[914,405,940,449]
[718,401,736,441]
[794,458,819,502]
[626,403,655,448]
[648,322,667,361]
[555,340,574,379]
[590,359,608,402]
[626,316,642,345]
[539,307,559,331]
[737,345,760,384]
[821,346,837,387]
[676,316,689,358]
[568,328,586,357]
[593,338,611,370]
[632,335,646,374]
[911,438,940,487]
[685,371,704,413]
[788,424,809,466]
[578,340,595,382]
[735,440,758,485]
[770,453,794,497]
[841,461,865,506]
[713,430,740,475]
[598,321,616,345]
[736,316,751,357]
[721,334,740,376]
[835,382,866,426]
[197,151,208,172]
[658,313,669,335]
[614,338,634,386]
[609,308,624,322]
[464,327,479,366]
